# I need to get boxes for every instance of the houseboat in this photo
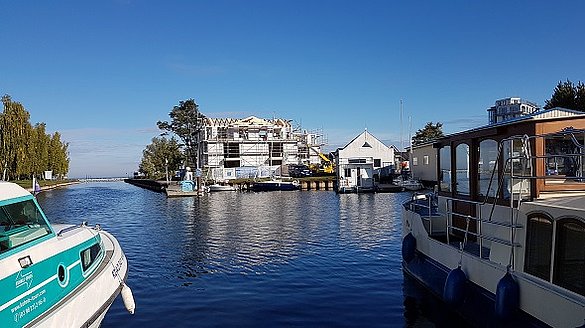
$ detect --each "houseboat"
[0,182,135,327]
[401,108,585,327]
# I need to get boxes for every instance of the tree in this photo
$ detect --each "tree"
[576,82,585,111]
[157,99,205,167]
[139,136,182,179]
[412,122,444,146]
[544,79,585,111]
[49,132,70,178]
[1,95,32,179]
[0,95,70,180]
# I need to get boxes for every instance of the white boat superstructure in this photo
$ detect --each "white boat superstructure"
[401,118,585,327]
[395,177,424,191]
[0,182,134,327]
[208,183,237,192]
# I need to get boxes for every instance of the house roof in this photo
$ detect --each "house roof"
[204,116,292,127]
[336,129,395,152]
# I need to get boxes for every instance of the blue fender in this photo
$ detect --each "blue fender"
[401,233,416,263]
[443,266,466,307]
[495,272,519,321]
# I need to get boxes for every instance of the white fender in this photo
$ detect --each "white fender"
[121,283,136,314]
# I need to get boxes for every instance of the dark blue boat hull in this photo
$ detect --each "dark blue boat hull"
[402,251,550,328]
[251,182,299,191]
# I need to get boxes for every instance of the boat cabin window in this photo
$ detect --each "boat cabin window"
[0,199,51,253]
[439,147,451,192]
[478,139,499,198]
[502,139,531,200]
[81,242,102,271]
[524,215,553,281]
[553,218,585,296]
[455,143,470,196]
[544,134,585,187]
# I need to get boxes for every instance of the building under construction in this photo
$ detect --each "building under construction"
[199,116,324,180]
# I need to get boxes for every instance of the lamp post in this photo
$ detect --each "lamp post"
[165,158,169,184]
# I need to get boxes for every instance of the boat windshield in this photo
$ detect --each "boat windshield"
[0,199,52,253]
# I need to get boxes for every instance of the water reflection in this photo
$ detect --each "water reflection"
[338,193,408,249]
[36,183,437,327]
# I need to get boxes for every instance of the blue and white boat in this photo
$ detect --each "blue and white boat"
[402,113,585,327]
[0,182,134,327]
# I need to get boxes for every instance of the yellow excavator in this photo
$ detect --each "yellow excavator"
[310,153,335,175]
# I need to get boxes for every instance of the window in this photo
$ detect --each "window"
[455,143,470,195]
[502,139,531,200]
[544,134,585,184]
[525,215,553,281]
[439,147,451,192]
[0,199,51,253]
[374,159,381,167]
[81,243,102,271]
[412,157,418,166]
[423,155,429,165]
[345,168,352,177]
[553,218,585,296]
[479,139,499,197]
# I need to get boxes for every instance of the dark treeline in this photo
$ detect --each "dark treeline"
[1,95,69,180]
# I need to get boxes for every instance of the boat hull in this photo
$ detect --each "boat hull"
[402,252,547,328]
[401,201,585,328]
[251,181,299,191]
[1,227,129,328]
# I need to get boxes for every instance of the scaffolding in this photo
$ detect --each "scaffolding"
[199,116,324,180]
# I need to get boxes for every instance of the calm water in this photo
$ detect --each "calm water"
[36,182,461,327]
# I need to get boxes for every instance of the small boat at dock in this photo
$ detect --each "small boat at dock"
[0,182,135,327]
[208,183,237,192]
[394,177,424,191]
[165,180,208,197]
[251,179,300,191]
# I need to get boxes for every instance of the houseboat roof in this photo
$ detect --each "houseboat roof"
[0,182,32,202]
[441,107,585,141]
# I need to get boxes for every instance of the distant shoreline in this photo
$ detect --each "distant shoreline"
[24,181,81,193]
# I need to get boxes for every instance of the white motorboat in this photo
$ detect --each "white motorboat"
[208,184,237,192]
[395,177,424,191]
[401,116,585,327]
[0,182,135,327]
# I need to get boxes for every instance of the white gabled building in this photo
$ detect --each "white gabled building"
[199,115,323,180]
[334,130,395,193]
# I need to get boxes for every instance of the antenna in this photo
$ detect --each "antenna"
[400,99,404,153]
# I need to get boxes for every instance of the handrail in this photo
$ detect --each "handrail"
[57,221,89,236]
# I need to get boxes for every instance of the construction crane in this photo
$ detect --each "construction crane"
[310,153,335,175]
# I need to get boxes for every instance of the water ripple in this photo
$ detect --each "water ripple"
[36,182,448,327]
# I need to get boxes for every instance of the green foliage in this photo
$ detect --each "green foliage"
[544,79,585,111]
[412,122,444,146]
[0,95,70,180]
[139,136,182,179]
[157,99,205,167]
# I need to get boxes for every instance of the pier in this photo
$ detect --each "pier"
[124,177,336,192]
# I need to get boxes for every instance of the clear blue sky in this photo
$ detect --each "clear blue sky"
[1,1,584,178]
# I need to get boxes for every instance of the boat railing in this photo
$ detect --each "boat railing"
[407,192,440,235]
[441,197,523,262]
[503,128,585,187]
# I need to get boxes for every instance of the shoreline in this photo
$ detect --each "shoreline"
[25,181,81,193]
